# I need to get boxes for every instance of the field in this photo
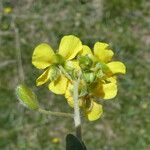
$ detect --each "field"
[0,0,150,149]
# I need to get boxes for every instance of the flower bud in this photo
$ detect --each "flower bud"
[78,56,93,70]
[96,69,104,78]
[83,72,96,84]
[16,84,39,110]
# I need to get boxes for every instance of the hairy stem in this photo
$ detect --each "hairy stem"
[38,108,73,118]
[73,76,82,141]
[59,65,82,140]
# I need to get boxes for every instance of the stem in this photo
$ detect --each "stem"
[59,65,82,140]
[38,108,73,118]
[73,76,82,141]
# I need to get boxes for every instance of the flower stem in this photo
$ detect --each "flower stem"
[38,108,73,118]
[59,65,82,140]
[73,76,82,141]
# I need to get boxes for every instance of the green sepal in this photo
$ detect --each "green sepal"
[79,85,88,97]
[16,84,39,110]
[53,53,64,65]
[63,64,78,80]
[49,65,60,81]
[95,62,110,73]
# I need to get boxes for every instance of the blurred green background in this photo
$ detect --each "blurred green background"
[0,0,150,149]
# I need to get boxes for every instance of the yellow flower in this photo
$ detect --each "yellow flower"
[32,35,82,94]
[3,7,13,14]
[80,42,126,100]
[64,42,126,121]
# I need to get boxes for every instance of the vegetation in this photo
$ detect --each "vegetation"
[0,0,149,149]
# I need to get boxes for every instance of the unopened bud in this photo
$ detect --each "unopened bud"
[83,72,96,84]
[96,69,104,78]
[78,56,93,70]
[16,84,39,110]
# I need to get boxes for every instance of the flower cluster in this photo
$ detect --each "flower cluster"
[32,35,126,121]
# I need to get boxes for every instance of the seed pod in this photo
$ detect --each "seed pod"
[16,84,39,110]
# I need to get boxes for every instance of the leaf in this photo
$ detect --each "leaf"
[66,134,87,150]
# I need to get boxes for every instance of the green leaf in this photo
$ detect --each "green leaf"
[66,134,87,150]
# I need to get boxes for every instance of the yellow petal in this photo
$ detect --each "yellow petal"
[65,83,74,107]
[94,42,114,63]
[107,61,126,74]
[48,75,68,94]
[106,76,117,83]
[80,45,93,56]
[58,35,82,60]
[92,81,117,99]
[66,97,74,107]
[36,69,50,86]
[102,82,117,99]
[86,101,103,121]
[32,43,55,69]
[65,60,80,70]
[79,45,97,62]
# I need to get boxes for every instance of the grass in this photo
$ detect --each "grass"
[0,0,150,149]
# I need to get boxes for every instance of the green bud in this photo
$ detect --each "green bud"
[83,72,96,84]
[53,54,64,65]
[78,55,93,70]
[96,69,104,78]
[16,84,39,110]
[64,63,78,80]
[49,65,60,81]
